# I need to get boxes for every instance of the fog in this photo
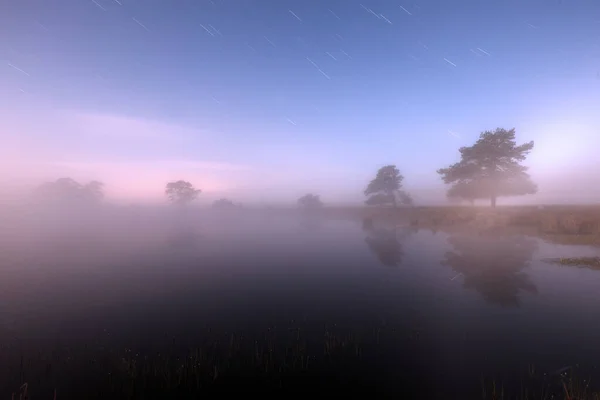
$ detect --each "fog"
[1,107,600,207]
[0,200,312,266]
[1,201,214,254]
[4,1,600,397]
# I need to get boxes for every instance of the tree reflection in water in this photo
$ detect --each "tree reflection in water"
[443,234,538,307]
[363,220,415,267]
[167,229,202,249]
[299,214,322,232]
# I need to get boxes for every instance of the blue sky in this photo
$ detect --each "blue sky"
[1,0,599,204]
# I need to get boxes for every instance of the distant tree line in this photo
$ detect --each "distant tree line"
[35,178,105,204]
[34,127,536,209]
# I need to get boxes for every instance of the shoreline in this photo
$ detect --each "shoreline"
[337,205,600,247]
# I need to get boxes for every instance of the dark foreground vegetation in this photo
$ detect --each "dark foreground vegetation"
[3,324,600,399]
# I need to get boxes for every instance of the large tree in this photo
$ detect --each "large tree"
[364,165,412,207]
[297,193,323,209]
[446,181,481,205]
[165,180,200,205]
[437,128,537,208]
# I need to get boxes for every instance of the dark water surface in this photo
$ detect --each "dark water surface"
[2,211,600,398]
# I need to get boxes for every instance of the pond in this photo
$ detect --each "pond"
[1,211,600,398]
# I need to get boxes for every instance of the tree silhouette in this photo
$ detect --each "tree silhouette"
[297,193,323,209]
[437,128,537,207]
[35,177,105,204]
[364,165,412,207]
[442,234,538,307]
[165,180,200,205]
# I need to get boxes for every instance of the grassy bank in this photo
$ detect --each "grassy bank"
[542,256,600,270]
[352,205,600,246]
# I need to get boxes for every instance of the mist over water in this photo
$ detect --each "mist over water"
[2,206,600,397]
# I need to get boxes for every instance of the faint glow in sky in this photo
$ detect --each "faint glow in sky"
[1,0,599,205]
